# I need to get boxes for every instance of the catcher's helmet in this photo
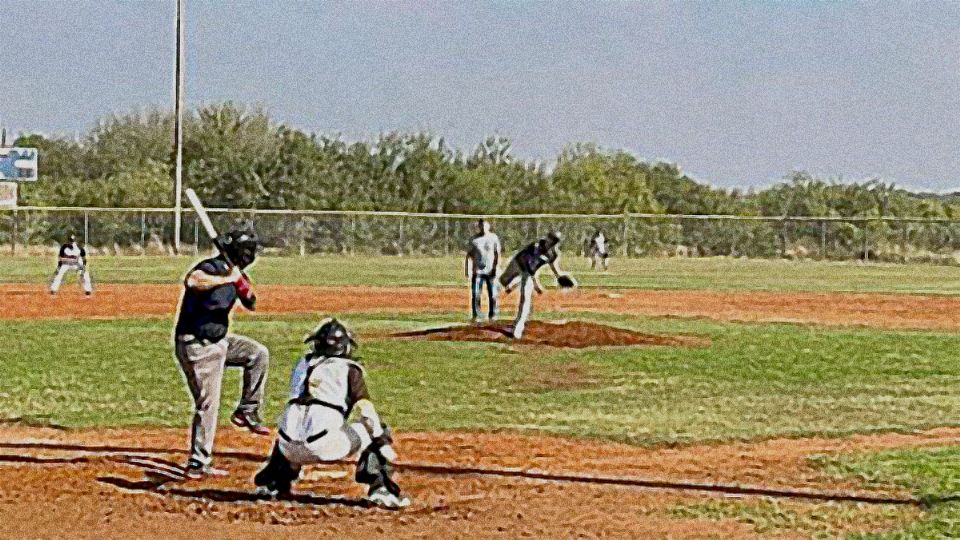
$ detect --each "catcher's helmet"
[220,228,259,268]
[305,318,357,358]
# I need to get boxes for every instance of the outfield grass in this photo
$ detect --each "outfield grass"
[2,311,959,446]
[2,254,960,293]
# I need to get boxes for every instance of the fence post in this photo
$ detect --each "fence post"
[820,220,827,259]
[299,214,306,257]
[901,223,908,263]
[194,217,200,255]
[862,221,870,261]
[398,218,405,256]
[444,218,450,256]
[140,211,147,252]
[621,214,629,257]
[83,211,89,246]
[11,209,17,255]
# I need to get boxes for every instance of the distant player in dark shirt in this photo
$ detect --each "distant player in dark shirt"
[499,231,565,339]
[49,234,93,296]
[173,229,271,479]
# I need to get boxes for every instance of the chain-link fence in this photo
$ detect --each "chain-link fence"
[3,207,960,263]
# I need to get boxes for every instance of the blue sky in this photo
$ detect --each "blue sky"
[3,1,958,190]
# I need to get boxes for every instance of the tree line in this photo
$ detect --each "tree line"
[10,102,960,259]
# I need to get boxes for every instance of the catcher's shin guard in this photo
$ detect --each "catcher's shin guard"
[355,428,402,497]
[254,443,300,496]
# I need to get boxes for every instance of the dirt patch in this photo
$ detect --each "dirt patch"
[388,320,706,349]
[0,425,953,539]
[4,284,960,331]
[522,361,598,391]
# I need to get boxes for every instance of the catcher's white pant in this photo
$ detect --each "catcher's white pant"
[512,273,535,339]
[277,405,372,465]
[50,262,92,294]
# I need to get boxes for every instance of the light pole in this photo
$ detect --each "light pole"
[172,0,185,254]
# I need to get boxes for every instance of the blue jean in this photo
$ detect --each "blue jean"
[471,273,498,319]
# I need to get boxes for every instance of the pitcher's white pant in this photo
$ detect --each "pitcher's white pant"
[512,273,535,339]
[277,405,372,465]
[50,263,92,294]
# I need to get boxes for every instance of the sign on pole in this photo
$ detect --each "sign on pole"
[0,147,39,181]
[0,182,16,208]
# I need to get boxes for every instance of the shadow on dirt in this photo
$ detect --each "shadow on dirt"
[3,439,952,508]
[98,476,370,508]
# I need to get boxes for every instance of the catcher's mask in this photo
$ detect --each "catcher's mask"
[305,318,357,358]
[220,229,259,268]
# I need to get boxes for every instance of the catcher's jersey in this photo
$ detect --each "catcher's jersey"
[288,355,369,414]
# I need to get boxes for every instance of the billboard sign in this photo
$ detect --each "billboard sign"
[0,147,38,181]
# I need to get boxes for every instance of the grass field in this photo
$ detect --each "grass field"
[2,255,960,536]
[4,254,960,293]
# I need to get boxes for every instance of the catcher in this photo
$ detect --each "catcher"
[49,234,93,296]
[254,318,410,509]
[499,231,575,339]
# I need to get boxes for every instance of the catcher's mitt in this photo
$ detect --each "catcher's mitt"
[556,274,577,288]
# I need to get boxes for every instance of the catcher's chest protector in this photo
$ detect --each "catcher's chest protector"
[293,356,362,411]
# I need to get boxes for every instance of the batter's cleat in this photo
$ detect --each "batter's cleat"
[231,411,270,435]
[84,291,92,297]
[184,462,229,480]
[367,487,411,509]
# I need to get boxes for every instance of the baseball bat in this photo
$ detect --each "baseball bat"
[185,188,236,267]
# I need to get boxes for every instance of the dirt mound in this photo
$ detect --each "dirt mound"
[389,320,707,348]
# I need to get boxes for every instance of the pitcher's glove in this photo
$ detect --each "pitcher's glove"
[556,274,577,288]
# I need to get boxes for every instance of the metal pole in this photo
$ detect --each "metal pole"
[11,209,17,255]
[444,218,449,256]
[140,211,146,251]
[901,223,908,263]
[866,224,872,261]
[621,214,629,257]
[820,220,826,259]
[83,211,89,245]
[172,0,185,254]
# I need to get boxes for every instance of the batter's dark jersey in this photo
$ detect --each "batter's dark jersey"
[515,241,559,275]
[175,257,239,343]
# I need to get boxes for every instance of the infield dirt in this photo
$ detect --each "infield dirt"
[2,424,955,539]
[4,284,960,330]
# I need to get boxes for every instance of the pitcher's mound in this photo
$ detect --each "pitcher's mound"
[389,320,707,349]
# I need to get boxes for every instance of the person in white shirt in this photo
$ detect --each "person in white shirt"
[464,219,502,322]
[589,230,610,271]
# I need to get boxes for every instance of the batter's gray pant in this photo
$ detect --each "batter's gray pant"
[175,334,270,467]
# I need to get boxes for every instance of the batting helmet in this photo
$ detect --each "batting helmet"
[305,318,357,358]
[545,231,562,246]
[220,228,259,268]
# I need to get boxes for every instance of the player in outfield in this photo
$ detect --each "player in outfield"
[173,228,271,479]
[464,218,502,323]
[49,234,93,296]
[589,229,610,270]
[254,318,411,509]
[499,231,569,339]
